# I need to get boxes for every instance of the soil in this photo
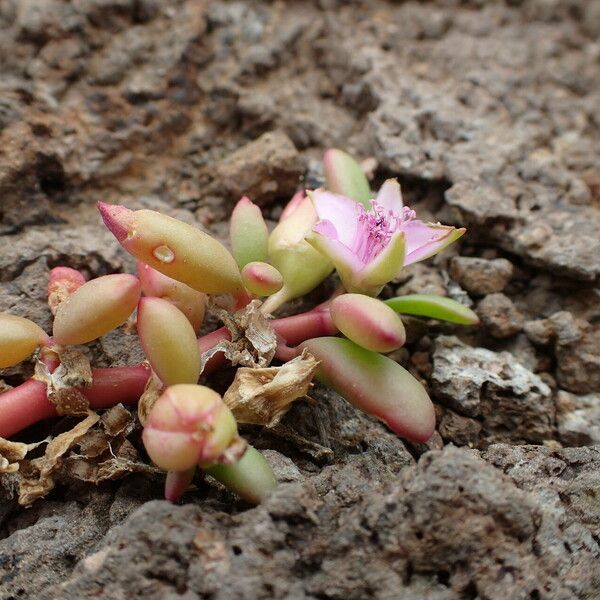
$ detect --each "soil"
[1,1,599,599]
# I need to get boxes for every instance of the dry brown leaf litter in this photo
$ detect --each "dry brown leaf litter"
[33,347,92,415]
[223,350,319,427]
[200,299,277,372]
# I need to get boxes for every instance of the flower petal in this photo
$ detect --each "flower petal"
[374,179,403,213]
[359,231,406,292]
[313,219,339,239]
[309,190,359,247]
[402,222,466,265]
[306,230,364,285]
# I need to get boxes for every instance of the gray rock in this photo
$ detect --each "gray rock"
[0,486,148,600]
[431,336,553,443]
[477,293,525,338]
[47,446,600,600]
[438,408,482,447]
[554,322,600,395]
[198,131,304,206]
[484,444,600,537]
[556,391,600,446]
[526,312,600,394]
[449,256,513,296]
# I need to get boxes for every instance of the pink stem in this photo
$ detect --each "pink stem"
[272,307,336,345]
[165,467,196,502]
[0,364,151,438]
[1,305,336,437]
[274,343,301,361]
[197,306,337,375]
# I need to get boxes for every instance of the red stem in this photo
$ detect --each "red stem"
[197,306,337,375]
[1,306,336,438]
[0,364,151,438]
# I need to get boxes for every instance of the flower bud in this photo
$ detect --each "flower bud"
[142,384,238,472]
[241,261,284,297]
[137,297,201,386]
[0,314,49,368]
[268,195,332,301]
[300,337,435,442]
[137,262,205,332]
[330,294,405,353]
[230,197,269,268]
[53,274,141,345]
[323,149,371,207]
[98,202,242,295]
[205,445,276,504]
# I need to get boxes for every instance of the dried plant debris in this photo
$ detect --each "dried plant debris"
[223,350,319,427]
[33,348,93,416]
[0,438,47,474]
[201,299,277,371]
[11,405,155,506]
[61,405,157,487]
[18,412,100,505]
[137,370,164,427]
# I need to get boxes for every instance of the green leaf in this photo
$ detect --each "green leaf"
[230,197,269,268]
[323,149,372,207]
[205,446,277,504]
[385,294,479,325]
[300,337,435,442]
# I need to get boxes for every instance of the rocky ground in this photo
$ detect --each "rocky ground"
[1,1,599,598]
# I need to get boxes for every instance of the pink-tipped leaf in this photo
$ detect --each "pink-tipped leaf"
[241,261,284,297]
[300,337,435,442]
[142,384,238,472]
[98,202,242,295]
[330,294,405,353]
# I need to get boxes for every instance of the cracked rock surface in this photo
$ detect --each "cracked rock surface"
[1,1,599,599]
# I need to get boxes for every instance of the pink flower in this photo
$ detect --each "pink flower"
[306,180,465,295]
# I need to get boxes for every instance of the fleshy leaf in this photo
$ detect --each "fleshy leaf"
[385,294,479,325]
[241,262,284,297]
[137,262,206,333]
[268,196,333,302]
[137,297,201,386]
[230,197,269,268]
[142,384,238,472]
[205,445,276,504]
[300,337,435,442]
[98,202,242,295]
[323,149,371,207]
[0,314,49,368]
[53,274,141,345]
[330,294,405,353]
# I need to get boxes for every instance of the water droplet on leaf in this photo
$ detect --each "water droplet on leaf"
[153,245,175,263]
